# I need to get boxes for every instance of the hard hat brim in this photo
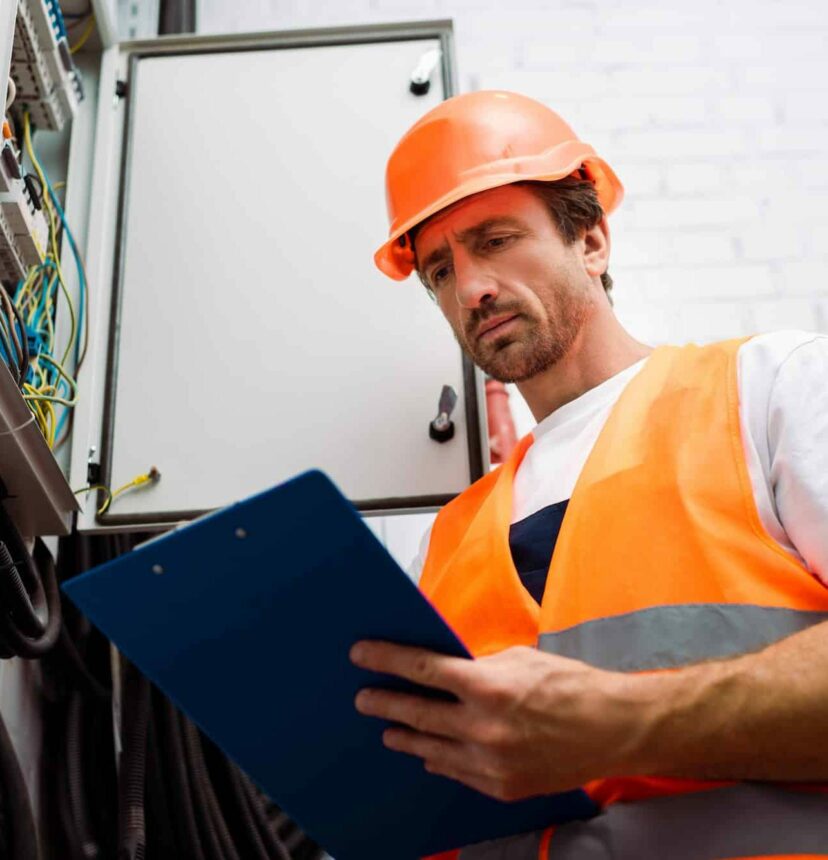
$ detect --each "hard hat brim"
[374,152,624,281]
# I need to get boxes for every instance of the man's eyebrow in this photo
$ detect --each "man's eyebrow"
[419,217,526,274]
[420,243,452,275]
[455,216,527,244]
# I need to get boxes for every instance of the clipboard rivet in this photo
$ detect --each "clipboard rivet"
[235,528,247,539]
[151,564,164,575]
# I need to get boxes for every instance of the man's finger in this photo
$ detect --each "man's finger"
[424,759,503,800]
[355,688,466,739]
[350,641,474,696]
[381,726,462,762]
[383,729,497,795]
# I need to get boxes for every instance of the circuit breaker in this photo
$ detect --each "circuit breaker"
[10,0,83,131]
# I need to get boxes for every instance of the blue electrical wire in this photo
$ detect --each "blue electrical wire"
[44,177,88,443]
[11,171,88,442]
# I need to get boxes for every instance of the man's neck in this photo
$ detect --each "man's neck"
[516,312,653,423]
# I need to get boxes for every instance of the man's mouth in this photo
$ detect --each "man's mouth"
[475,314,519,342]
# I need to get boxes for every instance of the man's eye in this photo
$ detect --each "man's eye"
[485,235,512,250]
[432,265,452,285]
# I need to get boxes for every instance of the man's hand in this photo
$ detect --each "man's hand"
[352,620,828,797]
[350,641,641,801]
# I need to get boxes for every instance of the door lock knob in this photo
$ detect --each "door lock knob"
[429,385,457,442]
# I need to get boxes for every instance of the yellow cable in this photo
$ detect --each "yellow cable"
[77,467,161,515]
[73,483,113,516]
[110,467,162,503]
[70,16,96,54]
[45,399,56,447]
[23,392,77,407]
[16,266,38,312]
[20,268,41,323]
[23,113,76,367]
[38,353,77,394]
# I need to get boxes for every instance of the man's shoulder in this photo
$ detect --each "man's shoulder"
[737,330,828,394]
[663,330,826,382]
[739,329,827,367]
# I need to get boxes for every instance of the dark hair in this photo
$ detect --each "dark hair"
[412,174,613,302]
[518,176,613,300]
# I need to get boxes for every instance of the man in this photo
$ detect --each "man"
[351,90,828,858]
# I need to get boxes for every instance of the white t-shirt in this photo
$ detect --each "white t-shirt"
[409,331,828,587]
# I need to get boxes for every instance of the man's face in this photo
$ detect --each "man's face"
[414,184,600,383]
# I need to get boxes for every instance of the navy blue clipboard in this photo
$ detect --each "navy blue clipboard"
[63,470,597,859]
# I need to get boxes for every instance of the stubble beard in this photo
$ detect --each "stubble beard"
[457,286,594,383]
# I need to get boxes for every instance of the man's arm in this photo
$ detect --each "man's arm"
[631,616,828,782]
[351,619,828,801]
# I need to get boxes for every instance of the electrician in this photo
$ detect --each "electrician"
[350,91,828,859]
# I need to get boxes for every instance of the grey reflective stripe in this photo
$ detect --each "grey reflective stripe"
[547,783,828,859]
[459,831,541,860]
[539,604,828,671]
[459,784,828,859]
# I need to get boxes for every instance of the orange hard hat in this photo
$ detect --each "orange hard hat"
[374,90,624,281]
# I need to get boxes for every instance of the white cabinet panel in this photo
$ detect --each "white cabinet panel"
[73,24,485,527]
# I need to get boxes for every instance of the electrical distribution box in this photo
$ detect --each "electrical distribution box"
[63,20,489,531]
[0,0,85,539]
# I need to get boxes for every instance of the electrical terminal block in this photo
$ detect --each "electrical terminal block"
[10,0,83,133]
[29,0,67,45]
[0,181,48,268]
[0,210,26,283]
[0,143,23,194]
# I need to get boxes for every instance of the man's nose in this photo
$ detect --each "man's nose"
[453,249,498,309]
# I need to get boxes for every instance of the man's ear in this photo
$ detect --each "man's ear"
[582,216,610,280]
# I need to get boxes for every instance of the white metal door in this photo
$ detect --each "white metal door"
[73,24,486,527]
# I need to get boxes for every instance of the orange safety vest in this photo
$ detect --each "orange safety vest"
[420,339,828,860]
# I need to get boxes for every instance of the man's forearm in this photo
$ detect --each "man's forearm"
[620,619,828,781]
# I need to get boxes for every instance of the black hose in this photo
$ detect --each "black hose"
[0,512,60,658]
[181,713,238,860]
[239,776,292,860]
[160,696,205,860]
[66,690,100,859]
[50,694,84,860]
[52,624,111,701]
[0,709,40,860]
[143,692,178,857]
[0,540,44,636]
[182,717,240,860]
[117,664,149,860]
[200,738,270,860]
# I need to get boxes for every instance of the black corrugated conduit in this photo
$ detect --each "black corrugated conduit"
[201,737,275,860]
[181,711,238,860]
[238,770,293,860]
[117,664,150,860]
[144,693,178,857]
[65,690,101,859]
[160,695,205,860]
[0,507,60,658]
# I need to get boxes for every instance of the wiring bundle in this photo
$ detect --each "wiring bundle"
[2,103,156,511]
[12,111,86,451]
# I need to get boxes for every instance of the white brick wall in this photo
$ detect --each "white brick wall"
[199,0,828,349]
[198,0,828,555]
